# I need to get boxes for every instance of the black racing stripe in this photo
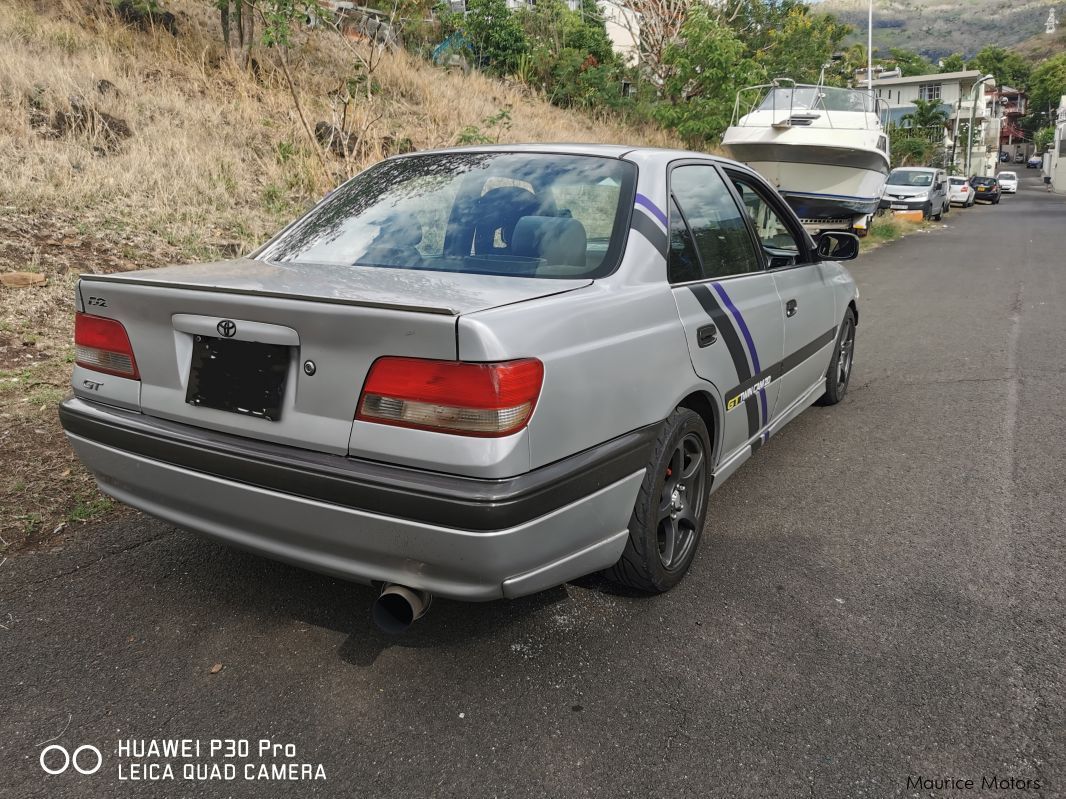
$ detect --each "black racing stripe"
[780,325,838,375]
[688,284,760,440]
[688,285,752,381]
[723,325,839,407]
[743,395,759,438]
[631,209,668,259]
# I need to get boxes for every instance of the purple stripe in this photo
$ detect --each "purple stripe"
[634,193,667,228]
[712,282,766,427]
[711,283,761,372]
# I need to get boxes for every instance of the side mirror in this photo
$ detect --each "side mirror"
[935,182,944,191]
[815,231,860,261]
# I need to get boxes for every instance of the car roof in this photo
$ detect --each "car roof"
[381,143,742,167]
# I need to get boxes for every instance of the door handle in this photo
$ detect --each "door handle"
[697,324,717,347]
[785,299,798,318]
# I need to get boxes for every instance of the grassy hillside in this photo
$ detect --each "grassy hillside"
[1012,25,1066,62]
[0,0,678,551]
[819,0,1057,59]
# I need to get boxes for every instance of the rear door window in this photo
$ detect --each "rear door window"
[668,164,761,281]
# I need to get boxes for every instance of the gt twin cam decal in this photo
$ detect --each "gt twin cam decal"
[726,374,773,411]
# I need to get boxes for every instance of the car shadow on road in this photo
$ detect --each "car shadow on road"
[157,534,581,667]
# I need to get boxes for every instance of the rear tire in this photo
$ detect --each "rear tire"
[605,408,711,593]
[816,308,856,407]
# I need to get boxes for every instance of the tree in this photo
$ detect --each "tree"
[967,46,1031,90]
[653,5,763,145]
[900,97,949,132]
[1028,53,1066,117]
[463,0,529,76]
[602,0,692,85]
[1034,126,1055,153]
[939,53,965,73]
[746,4,850,85]
[888,47,933,77]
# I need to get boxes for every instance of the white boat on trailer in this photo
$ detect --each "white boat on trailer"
[721,80,891,236]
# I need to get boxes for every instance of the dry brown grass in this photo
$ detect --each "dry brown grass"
[0,0,679,551]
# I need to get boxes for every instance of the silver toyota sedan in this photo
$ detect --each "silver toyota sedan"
[60,145,859,631]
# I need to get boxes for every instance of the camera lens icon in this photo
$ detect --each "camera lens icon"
[40,744,102,775]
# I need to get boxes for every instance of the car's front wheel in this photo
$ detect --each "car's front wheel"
[816,308,856,406]
[606,407,711,593]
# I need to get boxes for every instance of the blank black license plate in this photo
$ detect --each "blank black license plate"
[186,335,290,421]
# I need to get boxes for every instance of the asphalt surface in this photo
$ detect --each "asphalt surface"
[2,174,1064,799]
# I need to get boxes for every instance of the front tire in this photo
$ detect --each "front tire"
[816,308,856,406]
[605,408,711,593]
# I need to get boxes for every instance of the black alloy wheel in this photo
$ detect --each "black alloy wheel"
[606,407,712,593]
[655,432,708,571]
[817,307,856,406]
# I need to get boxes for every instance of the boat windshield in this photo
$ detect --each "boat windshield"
[758,86,874,114]
[887,170,934,187]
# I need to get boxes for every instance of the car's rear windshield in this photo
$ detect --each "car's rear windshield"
[886,170,933,187]
[948,177,968,185]
[997,172,1017,179]
[262,152,637,279]
[972,177,997,185]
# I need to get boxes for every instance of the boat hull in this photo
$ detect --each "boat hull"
[722,127,890,222]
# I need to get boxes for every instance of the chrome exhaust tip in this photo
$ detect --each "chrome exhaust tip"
[371,583,432,634]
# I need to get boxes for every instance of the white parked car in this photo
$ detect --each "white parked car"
[947,176,975,207]
[996,171,1019,193]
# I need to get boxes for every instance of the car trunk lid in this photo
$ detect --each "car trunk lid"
[76,260,590,456]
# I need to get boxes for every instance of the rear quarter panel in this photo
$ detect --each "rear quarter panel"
[458,279,706,470]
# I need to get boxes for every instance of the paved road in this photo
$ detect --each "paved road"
[2,175,1064,799]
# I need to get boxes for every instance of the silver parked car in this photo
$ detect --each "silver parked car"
[60,145,859,631]
[879,167,950,220]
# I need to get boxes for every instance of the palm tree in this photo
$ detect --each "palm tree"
[900,98,950,139]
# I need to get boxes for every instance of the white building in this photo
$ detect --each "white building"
[600,1,639,65]
[870,70,998,174]
[1050,94,1066,193]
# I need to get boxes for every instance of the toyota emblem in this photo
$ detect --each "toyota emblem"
[216,320,237,338]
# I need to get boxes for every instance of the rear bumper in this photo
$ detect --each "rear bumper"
[60,398,652,600]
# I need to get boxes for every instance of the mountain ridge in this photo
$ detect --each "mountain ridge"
[816,0,1058,60]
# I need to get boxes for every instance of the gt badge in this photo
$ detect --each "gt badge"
[726,375,772,411]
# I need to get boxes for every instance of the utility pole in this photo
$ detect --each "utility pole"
[965,74,995,176]
[867,0,873,92]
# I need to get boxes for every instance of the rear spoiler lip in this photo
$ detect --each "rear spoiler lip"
[77,273,460,316]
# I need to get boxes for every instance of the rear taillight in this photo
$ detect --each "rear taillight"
[357,357,543,437]
[75,312,139,379]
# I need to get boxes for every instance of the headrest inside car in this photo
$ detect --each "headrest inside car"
[511,216,588,267]
[375,214,423,247]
